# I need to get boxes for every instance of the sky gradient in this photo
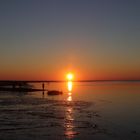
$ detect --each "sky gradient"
[0,0,140,80]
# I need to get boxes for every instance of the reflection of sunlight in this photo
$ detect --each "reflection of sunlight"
[67,81,73,102]
[65,81,76,138]
[68,81,73,92]
[68,92,72,96]
[67,95,72,101]
[65,106,75,139]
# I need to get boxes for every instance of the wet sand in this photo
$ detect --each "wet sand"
[0,93,140,140]
[0,96,100,140]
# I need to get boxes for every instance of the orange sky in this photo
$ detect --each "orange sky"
[0,64,140,80]
[0,1,140,80]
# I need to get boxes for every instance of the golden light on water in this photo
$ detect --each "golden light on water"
[65,73,74,138]
[67,95,72,101]
[67,81,73,102]
[68,92,72,96]
[66,72,74,102]
[68,81,72,91]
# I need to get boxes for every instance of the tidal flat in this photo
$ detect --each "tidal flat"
[0,82,140,140]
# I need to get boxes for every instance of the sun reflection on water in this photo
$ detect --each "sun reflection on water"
[65,80,77,138]
[67,95,72,102]
[67,80,73,102]
[68,81,73,92]
[68,92,72,96]
[65,106,75,139]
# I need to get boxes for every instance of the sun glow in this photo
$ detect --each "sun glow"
[66,73,74,81]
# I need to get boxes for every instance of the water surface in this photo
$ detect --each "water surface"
[0,82,140,140]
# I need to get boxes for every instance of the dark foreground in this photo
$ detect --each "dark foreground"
[0,93,140,140]
[0,96,101,140]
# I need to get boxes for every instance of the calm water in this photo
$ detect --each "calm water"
[0,82,140,140]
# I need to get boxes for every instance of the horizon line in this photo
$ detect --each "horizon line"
[0,79,140,83]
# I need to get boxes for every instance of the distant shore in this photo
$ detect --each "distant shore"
[0,87,45,92]
[0,79,140,83]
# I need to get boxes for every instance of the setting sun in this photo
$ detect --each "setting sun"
[66,73,74,81]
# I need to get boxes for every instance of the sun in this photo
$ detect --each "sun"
[66,73,74,81]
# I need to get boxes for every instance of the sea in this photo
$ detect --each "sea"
[0,81,140,140]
